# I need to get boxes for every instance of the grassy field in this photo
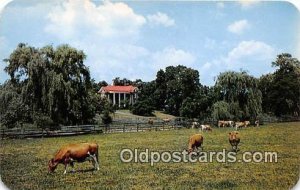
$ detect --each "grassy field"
[0,122,299,189]
[112,110,176,120]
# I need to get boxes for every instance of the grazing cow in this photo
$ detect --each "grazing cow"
[148,118,154,125]
[200,125,212,132]
[218,120,225,128]
[235,122,245,130]
[229,131,240,152]
[163,118,171,123]
[244,121,250,127]
[225,121,235,128]
[188,134,204,154]
[218,120,233,127]
[191,122,200,129]
[48,143,100,174]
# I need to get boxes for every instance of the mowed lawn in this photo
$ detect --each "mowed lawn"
[0,122,299,190]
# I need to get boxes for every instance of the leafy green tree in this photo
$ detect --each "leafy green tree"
[179,85,214,119]
[101,110,112,125]
[3,43,96,125]
[159,65,200,115]
[268,53,300,116]
[130,99,155,116]
[211,101,232,120]
[258,74,274,114]
[91,79,108,93]
[180,97,201,118]
[153,69,167,110]
[215,71,262,120]
[33,112,54,130]
[0,81,30,128]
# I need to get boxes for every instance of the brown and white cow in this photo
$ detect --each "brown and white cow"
[191,122,200,129]
[48,142,100,174]
[218,120,225,128]
[226,121,235,128]
[244,121,250,127]
[163,118,171,123]
[235,122,245,130]
[229,131,240,152]
[218,120,234,127]
[200,125,212,132]
[188,134,204,154]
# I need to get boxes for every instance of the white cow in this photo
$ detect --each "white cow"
[191,122,200,129]
[200,125,212,132]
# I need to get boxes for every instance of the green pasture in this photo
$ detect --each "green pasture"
[0,122,299,189]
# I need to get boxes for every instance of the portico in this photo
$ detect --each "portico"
[98,85,138,107]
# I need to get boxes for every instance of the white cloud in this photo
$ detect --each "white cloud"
[43,1,190,82]
[147,12,175,27]
[152,47,196,70]
[45,0,146,40]
[43,0,154,81]
[227,19,250,34]
[0,0,12,17]
[199,40,276,85]
[227,40,274,61]
[238,1,260,9]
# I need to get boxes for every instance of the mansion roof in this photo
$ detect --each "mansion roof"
[98,85,138,94]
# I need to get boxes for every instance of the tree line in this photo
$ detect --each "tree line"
[134,53,299,121]
[0,44,299,128]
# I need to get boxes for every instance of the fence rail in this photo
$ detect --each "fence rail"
[0,122,183,139]
[1,117,299,139]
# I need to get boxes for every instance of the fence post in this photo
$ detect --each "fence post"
[123,124,125,133]
[137,123,139,132]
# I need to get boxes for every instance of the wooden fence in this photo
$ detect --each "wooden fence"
[0,121,183,139]
[1,117,299,139]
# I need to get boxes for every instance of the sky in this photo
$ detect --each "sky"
[0,0,299,86]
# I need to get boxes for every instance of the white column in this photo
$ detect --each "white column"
[130,94,132,105]
[106,94,110,103]
[118,93,121,107]
[123,93,126,107]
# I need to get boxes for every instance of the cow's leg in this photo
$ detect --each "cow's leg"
[63,157,71,174]
[90,154,100,171]
[70,160,75,173]
[87,151,99,171]
[63,162,68,175]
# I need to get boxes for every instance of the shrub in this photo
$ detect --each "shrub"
[130,99,155,116]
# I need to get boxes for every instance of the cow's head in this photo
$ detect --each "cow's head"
[228,131,238,140]
[48,159,58,173]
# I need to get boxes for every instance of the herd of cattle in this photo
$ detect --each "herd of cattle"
[48,119,258,174]
[191,120,259,131]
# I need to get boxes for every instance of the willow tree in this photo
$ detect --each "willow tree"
[214,71,262,120]
[0,81,30,128]
[3,43,96,126]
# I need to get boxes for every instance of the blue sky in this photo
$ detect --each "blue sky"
[0,0,299,86]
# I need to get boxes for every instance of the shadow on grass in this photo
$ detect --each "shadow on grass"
[204,180,237,189]
[72,168,97,173]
